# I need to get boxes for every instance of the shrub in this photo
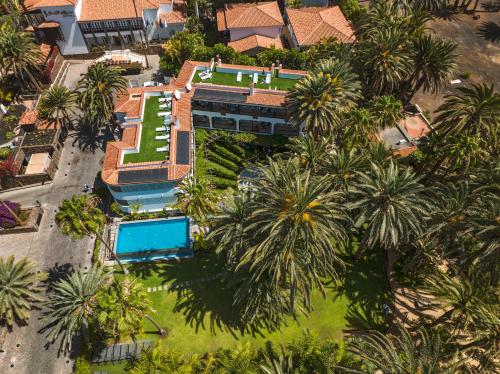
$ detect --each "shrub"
[0,201,21,228]
[208,175,237,189]
[211,143,242,163]
[220,139,245,158]
[0,147,10,160]
[73,355,91,374]
[6,131,15,140]
[206,149,240,172]
[205,160,237,179]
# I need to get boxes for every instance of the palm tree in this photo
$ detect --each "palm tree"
[237,157,350,312]
[286,135,332,174]
[286,72,347,138]
[55,195,128,274]
[404,34,457,103]
[359,26,412,96]
[340,108,378,150]
[0,24,44,91]
[0,256,44,328]
[321,148,368,193]
[76,62,127,128]
[96,278,165,340]
[37,85,78,130]
[350,161,433,256]
[347,324,462,373]
[433,83,500,139]
[367,95,404,129]
[43,264,109,353]
[174,176,218,227]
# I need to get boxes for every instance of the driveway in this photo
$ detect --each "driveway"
[0,60,105,374]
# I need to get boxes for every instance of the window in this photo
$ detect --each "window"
[104,21,116,30]
[212,117,236,130]
[193,115,210,128]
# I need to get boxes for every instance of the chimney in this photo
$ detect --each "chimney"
[249,82,254,96]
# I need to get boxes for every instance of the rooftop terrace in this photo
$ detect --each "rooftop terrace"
[191,70,300,91]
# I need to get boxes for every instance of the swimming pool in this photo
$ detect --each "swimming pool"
[115,218,192,262]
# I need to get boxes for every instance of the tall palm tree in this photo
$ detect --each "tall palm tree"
[286,72,348,138]
[321,148,368,193]
[96,278,165,340]
[174,176,218,227]
[76,62,127,128]
[0,256,44,328]
[348,324,462,373]
[433,83,500,139]
[0,24,44,91]
[350,161,433,255]
[43,264,109,353]
[37,85,78,130]
[404,34,457,103]
[238,158,350,312]
[286,135,332,174]
[55,195,128,274]
[359,26,412,96]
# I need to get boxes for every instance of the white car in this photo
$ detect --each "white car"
[143,81,163,87]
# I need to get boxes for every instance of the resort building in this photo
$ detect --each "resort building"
[102,59,306,212]
[216,2,284,55]
[285,6,355,50]
[22,0,187,55]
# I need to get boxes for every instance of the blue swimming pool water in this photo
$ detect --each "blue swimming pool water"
[115,218,191,261]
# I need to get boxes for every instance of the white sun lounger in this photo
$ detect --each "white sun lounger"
[159,104,169,110]
[236,72,242,82]
[155,127,166,132]
[157,111,171,117]
[156,146,169,152]
[159,98,168,103]
[199,71,212,80]
[253,72,258,84]
[155,134,169,140]
[265,73,271,85]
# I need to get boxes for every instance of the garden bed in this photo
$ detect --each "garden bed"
[0,206,43,235]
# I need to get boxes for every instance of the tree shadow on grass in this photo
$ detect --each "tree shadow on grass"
[477,21,500,43]
[332,251,391,333]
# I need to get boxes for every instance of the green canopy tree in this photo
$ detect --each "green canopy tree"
[55,195,128,274]
[38,85,78,130]
[174,176,218,227]
[0,256,44,328]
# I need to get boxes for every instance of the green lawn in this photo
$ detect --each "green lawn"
[192,71,299,91]
[123,96,170,164]
[92,250,390,373]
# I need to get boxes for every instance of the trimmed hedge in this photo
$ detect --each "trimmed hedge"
[205,160,237,179]
[212,143,242,164]
[208,175,237,189]
[220,140,245,158]
[206,149,239,172]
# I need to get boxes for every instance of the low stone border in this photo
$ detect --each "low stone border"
[0,207,43,235]
[147,272,225,293]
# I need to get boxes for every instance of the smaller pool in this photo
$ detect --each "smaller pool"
[115,218,192,262]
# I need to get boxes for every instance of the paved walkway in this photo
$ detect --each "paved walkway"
[0,60,104,374]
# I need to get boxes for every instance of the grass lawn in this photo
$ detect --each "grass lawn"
[192,71,299,91]
[92,250,390,373]
[123,96,170,164]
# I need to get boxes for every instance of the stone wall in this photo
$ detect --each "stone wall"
[0,207,43,235]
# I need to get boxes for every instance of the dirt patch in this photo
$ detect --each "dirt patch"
[413,7,500,118]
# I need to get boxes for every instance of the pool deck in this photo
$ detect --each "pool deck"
[101,216,195,265]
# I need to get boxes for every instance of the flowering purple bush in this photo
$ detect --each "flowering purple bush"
[0,201,20,228]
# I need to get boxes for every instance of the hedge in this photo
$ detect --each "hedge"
[206,149,240,172]
[208,175,237,189]
[212,142,243,164]
[220,139,246,158]
[205,160,237,179]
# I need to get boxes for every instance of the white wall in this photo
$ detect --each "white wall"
[41,5,88,55]
[154,23,185,40]
[230,26,282,41]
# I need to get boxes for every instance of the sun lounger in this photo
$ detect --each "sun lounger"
[159,104,169,110]
[265,73,271,85]
[159,97,168,103]
[156,127,166,132]
[236,71,242,82]
[199,71,212,80]
[253,72,258,84]
[156,146,169,152]
[155,134,169,140]
[157,111,171,117]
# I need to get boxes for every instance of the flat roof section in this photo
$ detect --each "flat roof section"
[117,168,169,185]
[176,131,190,165]
[193,88,247,103]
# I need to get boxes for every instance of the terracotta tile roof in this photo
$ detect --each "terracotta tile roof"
[217,1,283,31]
[25,0,75,10]
[18,110,38,126]
[228,35,283,53]
[102,86,192,186]
[79,0,159,21]
[159,0,187,24]
[286,6,355,46]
